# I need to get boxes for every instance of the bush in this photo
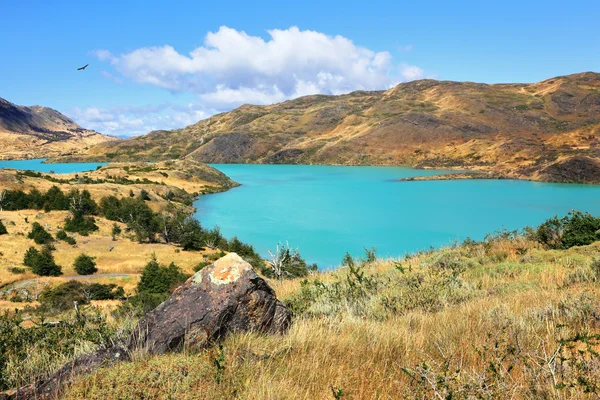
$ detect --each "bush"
[111,223,121,240]
[130,255,189,313]
[264,242,317,279]
[193,260,212,272]
[64,215,98,236]
[0,220,7,235]
[24,245,62,276]
[56,229,77,245]
[27,222,54,244]
[7,267,25,274]
[536,211,600,249]
[73,253,97,275]
[180,218,205,251]
[38,281,124,314]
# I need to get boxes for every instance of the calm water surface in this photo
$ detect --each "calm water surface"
[0,159,106,173]
[195,164,600,268]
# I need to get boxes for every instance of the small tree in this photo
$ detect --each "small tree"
[111,223,122,241]
[27,222,54,244]
[180,218,205,251]
[132,254,188,312]
[27,245,62,276]
[74,253,97,275]
[0,220,7,235]
[267,242,316,279]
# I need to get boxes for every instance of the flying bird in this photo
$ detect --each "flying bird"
[77,64,89,71]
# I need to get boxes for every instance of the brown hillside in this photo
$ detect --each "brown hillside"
[0,97,117,160]
[58,72,600,182]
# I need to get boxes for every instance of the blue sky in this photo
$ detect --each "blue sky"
[1,0,598,137]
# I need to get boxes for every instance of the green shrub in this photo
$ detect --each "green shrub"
[111,223,121,240]
[264,243,317,279]
[130,255,189,313]
[73,253,97,275]
[0,220,7,235]
[536,211,600,249]
[27,222,54,244]
[193,260,212,272]
[24,245,62,276]
[56,229,77,245]
[7,267,25,274]
[64,215,98,236]
[180,218,205,251]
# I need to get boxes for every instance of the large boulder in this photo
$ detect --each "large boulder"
[5,252,291,399]
[129,252,291,354]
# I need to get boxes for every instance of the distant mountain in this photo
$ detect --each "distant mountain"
[57,72,600,183]
[0,97,117,160]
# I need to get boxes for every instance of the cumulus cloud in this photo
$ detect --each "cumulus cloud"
[95,26,424,107]
[85,26,426,136]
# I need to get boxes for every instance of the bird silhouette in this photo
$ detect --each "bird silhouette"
[77,64,89,71]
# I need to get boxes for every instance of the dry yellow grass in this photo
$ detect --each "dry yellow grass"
[0,209,217,292]
[61,240,600,399]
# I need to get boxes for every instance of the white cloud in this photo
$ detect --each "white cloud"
[86,26,427,136]
[95,26,425,109]
[400,64,425,81]
[67,104,211,137]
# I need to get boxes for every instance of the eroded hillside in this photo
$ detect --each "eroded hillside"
[0,97,116,160]
[62,72,600,183]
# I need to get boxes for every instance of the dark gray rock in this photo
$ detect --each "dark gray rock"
[6,253,291,399]
[130,252,291,354]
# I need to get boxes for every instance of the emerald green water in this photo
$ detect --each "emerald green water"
[195,164,600,268]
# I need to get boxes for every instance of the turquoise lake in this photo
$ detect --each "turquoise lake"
[195,164,600,268]
[0,159,106,173]
[2,160,599,269]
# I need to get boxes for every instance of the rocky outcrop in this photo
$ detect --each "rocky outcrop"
[130,252,291,354]
[5,253,290,399]
[539,156,600,184]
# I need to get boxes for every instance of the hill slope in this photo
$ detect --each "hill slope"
[59,72,600,182]
[0,97,116,160]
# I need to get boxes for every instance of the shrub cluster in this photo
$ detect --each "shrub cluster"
[128,255,189,313]
[536,210,600,249]
[38,280,124,314]
[27,222,54,245]
[23,245,62,276]
[56,230,76,245]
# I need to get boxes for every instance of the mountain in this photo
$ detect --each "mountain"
[0,97,117,160]
[57,72,600,183]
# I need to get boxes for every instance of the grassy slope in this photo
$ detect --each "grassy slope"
[0,97,116,160]
[61,237,600,399]
[0,160,238,288]
[63,72,600,183]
